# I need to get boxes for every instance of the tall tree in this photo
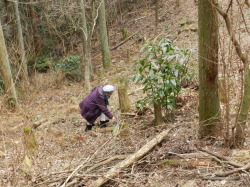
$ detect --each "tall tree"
[215,2,250,147]
[97,0,111,69]
[155,0,159,28]
[198,0,220,138]
[0,20,18,107]
[79,0,92,91]
[28,0,42,54]
[14,0,28,81]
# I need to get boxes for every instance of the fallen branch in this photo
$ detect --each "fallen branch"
[120,113,136,116]
[110,22,151,50]
[200,174,240,181]
[60,128,122,187]
[90,127,173,187]
[83,155,128,174]
[215,163,250,177]
[33,117,65,130]
[63,155,129,187]
[198,148,243,168]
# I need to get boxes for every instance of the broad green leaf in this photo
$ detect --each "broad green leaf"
[149,69,154,77]
[135,74,141,82]
[174,70,179,77]
[151,61,159,69]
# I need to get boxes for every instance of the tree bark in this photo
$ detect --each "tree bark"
[198,0,220,138]
[14,0,28,81]
[28,0,42,54]
[155,0,159,28]
[98,0,111,69]
[79,0,92,92]
[90,128,173,187]
[0,20,18,107]
[234,70,250,147]
[118,83,131,112]
[154,103,163,125]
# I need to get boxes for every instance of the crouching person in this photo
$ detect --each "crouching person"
[79,85,116,132]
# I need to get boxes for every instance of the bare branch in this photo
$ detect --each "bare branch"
[90,127,174,187]
[226,0,233,13]
[245,0,250,8]
[236,0,250,35]
[90,0,102,38]
[214,2,248,65]
[216,163,250,177]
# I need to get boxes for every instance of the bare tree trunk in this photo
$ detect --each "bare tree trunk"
[14,0,28,81]
[234,70,250,147]
[79,0,91,92]
[198,0,220,138]
[0,20,18,107]
[215,2,250,147]
[118,83,131,112]
[28,0,41,54]
[3,0,15,39]
[155,0,159,28]
[154,103,163,125]
[98,0,111,69]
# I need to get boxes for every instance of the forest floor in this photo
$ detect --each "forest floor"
[1,0,250,187]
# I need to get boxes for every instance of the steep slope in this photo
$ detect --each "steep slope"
[0,0,249,187]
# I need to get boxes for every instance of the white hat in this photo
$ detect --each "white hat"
[103,85,115,92]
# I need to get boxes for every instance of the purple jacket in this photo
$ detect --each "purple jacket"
[79,86,113,123]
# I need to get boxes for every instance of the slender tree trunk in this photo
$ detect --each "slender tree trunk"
[14,0,28,81]
[0,20,18,107]
[118,83,131,112]
[155,0,159,28]
[215,3,250,147]
[79,0,91,91]
[198,0,220,138]
[154,103,163,125]
[98,0,111,69]
[28,1,41,54]
[3,0,15,39]
[235,69,250,147]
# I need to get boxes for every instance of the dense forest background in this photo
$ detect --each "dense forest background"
[0,0,250,186]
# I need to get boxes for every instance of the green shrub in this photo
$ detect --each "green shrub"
[133,38,195,111]
[35,57,52,72]
[54,55,83,81]
[121,28,130,40]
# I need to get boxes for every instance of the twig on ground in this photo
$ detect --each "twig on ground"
[200,174,240,181]
[198,148,243,168]
[60,127,122,187]
[215,163,250,177]
[90,127,174,187]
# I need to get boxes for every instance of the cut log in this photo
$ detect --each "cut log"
[90,127,173,187]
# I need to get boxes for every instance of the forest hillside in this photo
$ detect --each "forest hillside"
[0,0,250,187]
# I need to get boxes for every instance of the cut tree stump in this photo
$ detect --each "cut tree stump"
[118,83,131,112]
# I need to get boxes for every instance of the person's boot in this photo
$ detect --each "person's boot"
[85,124,93,132]
[100,120,109,128]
